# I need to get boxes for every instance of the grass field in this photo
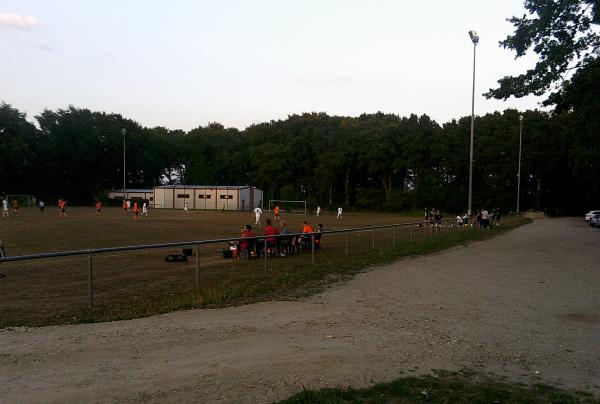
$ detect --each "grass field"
[0,207,521,327]
[280,370,596,403]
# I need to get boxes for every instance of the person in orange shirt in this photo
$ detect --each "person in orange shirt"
[132,201,139,221]
[273,204,280,222]
[12,199,18,214]
[95,201,102,214]
[59,199,68,218]
[300,220,314,250]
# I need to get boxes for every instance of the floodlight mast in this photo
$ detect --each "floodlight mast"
[122,128,126,201]
[517,115,523,213]
[467,30,479,217]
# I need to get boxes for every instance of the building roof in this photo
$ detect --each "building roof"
[111,189,153,193]
[154,185,258,190]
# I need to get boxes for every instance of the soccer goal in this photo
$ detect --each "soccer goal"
[268,200,307,215]
[6,195,35,207]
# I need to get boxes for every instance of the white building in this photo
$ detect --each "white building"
[150,185,262,211]
[108,189,154,201]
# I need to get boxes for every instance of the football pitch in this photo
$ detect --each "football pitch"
[0,207,422,327]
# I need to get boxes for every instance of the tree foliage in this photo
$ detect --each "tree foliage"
[486,0,600,104]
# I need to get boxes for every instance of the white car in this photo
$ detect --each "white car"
[585,210,600,222]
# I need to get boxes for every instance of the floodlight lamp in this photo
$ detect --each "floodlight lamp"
[519,115,524,122]
[469,30,479,44]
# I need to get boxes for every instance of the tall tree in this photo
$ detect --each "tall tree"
[486,0,600,104]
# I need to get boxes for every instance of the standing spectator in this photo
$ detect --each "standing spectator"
[481,209,490,228]
[39,200,45,214]
[253,205,263,226]
[2,197,9,218]
[476,210,482,228]
[336,207,343,219]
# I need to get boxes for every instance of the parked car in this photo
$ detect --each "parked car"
[585,210,600,222]
[590,213,600,227]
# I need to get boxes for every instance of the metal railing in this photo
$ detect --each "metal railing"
[0,213,521,309]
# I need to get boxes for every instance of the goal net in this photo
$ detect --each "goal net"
[268,200,307,215]
[6,195,35,207]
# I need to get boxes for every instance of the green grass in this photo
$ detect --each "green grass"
[0,209,529,327]
[280,370,596,403]
[78,219,530,326]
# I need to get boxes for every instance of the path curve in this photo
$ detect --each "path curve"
[2,218,599,403]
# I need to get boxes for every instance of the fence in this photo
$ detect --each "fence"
[0,213,521,317]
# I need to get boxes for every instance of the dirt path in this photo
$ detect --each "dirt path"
[2,218,599,403]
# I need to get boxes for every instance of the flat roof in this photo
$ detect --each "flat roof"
[111,189,153,192]
[154,185,258,190]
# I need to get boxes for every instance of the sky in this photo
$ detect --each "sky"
[1,1,545,131]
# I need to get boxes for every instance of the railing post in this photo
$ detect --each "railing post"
[372,229,375,249]
[410,224,413,242]
[264,238,268,272]
[345,232,349,257]
[393,225,396,246]
[87,253,93,308]
[311,234,315,263]
[195,243,200,288]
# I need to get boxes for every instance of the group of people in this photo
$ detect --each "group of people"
[424,208,442,225]
[1,197,24,217]
[236,219,323,259]
[121,199,149,220]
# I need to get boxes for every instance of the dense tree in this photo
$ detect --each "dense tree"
[486,0,600,103]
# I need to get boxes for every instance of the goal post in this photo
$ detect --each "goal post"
[268,200,307,215]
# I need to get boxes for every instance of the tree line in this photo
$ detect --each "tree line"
[0,102,596,215]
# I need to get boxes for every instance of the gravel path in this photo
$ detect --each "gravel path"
[2,218,599,403]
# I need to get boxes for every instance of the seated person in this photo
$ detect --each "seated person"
[315,223,323,249]
[263,218,280,255]
[237,224,255,259]
[278,221,291,256]
[299,220,314,250]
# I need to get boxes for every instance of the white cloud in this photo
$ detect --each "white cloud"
[0,13,39,29]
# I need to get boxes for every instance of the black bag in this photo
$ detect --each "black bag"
[164,254,188,263]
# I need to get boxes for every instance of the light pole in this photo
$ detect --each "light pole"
[122,128,126,201]
[467,30,479,217]
[517,115,523,212]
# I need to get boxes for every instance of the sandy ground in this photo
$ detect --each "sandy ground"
[1,217,599,403]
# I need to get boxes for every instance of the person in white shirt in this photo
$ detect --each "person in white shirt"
[337,207,343,219]
[2,198,9,218]
[142,202,148,217]
[253,205,263,226]
[316,206,321,216]
[184,201,189,214]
